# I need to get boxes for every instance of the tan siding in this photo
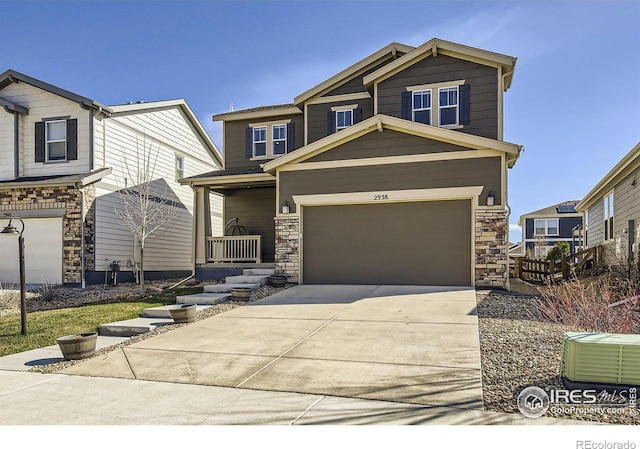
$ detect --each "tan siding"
[280,157,501,213]
[377,54,498,140]
[586,198,605,246]
[1,82,91,176]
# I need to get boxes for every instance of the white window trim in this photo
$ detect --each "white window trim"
[331,104,358,131]
[406,80,465,129]
[412,90,431,125]
[272,124,287,155]
[249,120,290,160]
[175,155,184,181]
[335,109,353,131]
[253,126,267,158]
[45,119,67,162]
[438,86,459,127]
[534,218,560,236]
[604,190,614,241]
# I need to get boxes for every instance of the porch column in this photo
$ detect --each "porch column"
[193,186,212,265]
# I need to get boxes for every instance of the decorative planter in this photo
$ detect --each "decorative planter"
[269,274,288,286]
[57,332,98,360]
[170,304,197,323]
[230,287,253,300]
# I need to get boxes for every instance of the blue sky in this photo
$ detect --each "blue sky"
[3,0,639,243]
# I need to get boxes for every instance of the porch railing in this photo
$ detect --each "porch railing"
[206,236,262,263]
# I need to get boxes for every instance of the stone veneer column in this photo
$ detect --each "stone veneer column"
[475,207,508,289]
[274,215,299,283]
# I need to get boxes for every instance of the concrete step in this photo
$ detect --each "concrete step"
[176,292,230,305]
[203,283,261,293]
[243,268,275,276]
[99,317,174,337]
[225,275,269,286]
[141,305,212,319]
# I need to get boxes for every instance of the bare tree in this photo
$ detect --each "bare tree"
[115,138,177,294]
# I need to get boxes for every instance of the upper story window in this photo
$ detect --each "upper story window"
[46,120,67,161]
[327,105,362,134]
[402,80,469,128]
[175,155,184,181]
[534,218,559,236]
[35,118,78,163]
[604,191,614,241]
[336,109,353,130]
[412,90,431,125]
[246,120,294,159]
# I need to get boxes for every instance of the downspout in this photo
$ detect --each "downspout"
[14,112,19,178]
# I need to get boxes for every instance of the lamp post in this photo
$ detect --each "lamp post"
[2,217,26,335]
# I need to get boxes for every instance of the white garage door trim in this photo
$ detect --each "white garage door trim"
[0,217,63,285]
[292,186,482,285]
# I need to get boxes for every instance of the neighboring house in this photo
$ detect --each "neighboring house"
[181,38,523,288]
[518,200,583,258]
[576,142,640,267]
[0,70,223,286]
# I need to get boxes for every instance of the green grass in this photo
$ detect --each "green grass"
[0,286,203,357]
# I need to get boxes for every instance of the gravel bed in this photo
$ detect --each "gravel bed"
[28,283,293,375]
[477,289,640,424]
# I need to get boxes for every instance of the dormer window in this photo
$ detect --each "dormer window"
[336,109,353,130]
[327,105,362,134]
[246,120,294,159]
[403,80,469,128]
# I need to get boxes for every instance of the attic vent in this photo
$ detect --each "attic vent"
[562,332,640,386]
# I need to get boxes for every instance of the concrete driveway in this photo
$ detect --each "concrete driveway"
[61,285,483,410]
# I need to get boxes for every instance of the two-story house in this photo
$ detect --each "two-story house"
[576,142,640,268]
[181,38,523,288]
[0,70,223,286]
[518,200,583,258]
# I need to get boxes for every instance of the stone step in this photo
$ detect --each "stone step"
[99,317,174,337]
[141,305,212,319]
[203,283,261,293]
[242,268,275,276]
[176,292,230,305]
[225,275,269,286]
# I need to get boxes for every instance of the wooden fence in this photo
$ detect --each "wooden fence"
[513,245,603,283]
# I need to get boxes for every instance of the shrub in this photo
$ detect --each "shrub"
[546,241,570,261]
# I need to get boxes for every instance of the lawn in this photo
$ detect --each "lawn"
[0,286,202,357]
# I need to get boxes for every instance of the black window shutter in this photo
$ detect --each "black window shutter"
[401,91,412,120]
[327,111,336,135]
[245,127,252,158]
[286,122,295,153]
[66,119,78,161]
[353,107,362,124]
[35,122,45,162]
[459,84,471,125]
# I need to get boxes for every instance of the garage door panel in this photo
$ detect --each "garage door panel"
[302,200,471,286]
[0,218,63,285]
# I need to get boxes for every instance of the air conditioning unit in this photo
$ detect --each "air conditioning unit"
[562,332,640,386]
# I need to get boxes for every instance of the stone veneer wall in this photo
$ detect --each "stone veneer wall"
[475,207,508,289]
[274,215,300,283]
[0,185,96,284]
[274,208,508,288]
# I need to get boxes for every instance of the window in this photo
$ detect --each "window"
[604,191,614,241]
[175,155,184,181]
[412,90,431,125]
[46,120,67,161]
[534,218,559,236]
[439,86,459,126]
[336,109,353,130]
[253,126,267,157]
[272,124,287,155]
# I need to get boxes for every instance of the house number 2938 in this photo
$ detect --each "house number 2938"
[374,194,389,201]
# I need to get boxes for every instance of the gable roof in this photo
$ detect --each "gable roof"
[213,103,301,122]
[109,99,223,166]
[362,38,517,93]
[293,42,415,107]
[263,114,522,174]
[0,69,111,112]
[576,141,640,212]
[518,200,582,226]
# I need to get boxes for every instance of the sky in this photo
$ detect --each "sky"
[2,0,639,244]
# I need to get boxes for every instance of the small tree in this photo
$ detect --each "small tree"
[546,241,570,261]
[115,139,177,294]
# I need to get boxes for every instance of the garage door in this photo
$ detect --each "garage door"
[302,200,472,285]
[0,217,63,285]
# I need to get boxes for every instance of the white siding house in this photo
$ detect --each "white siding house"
[0,70,222,285]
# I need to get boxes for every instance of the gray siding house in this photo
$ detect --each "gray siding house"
[518,200,583,258]
[181,38,523,288]
[576,142,640,267]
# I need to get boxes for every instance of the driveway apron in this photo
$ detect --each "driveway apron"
[60,285,483,410]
